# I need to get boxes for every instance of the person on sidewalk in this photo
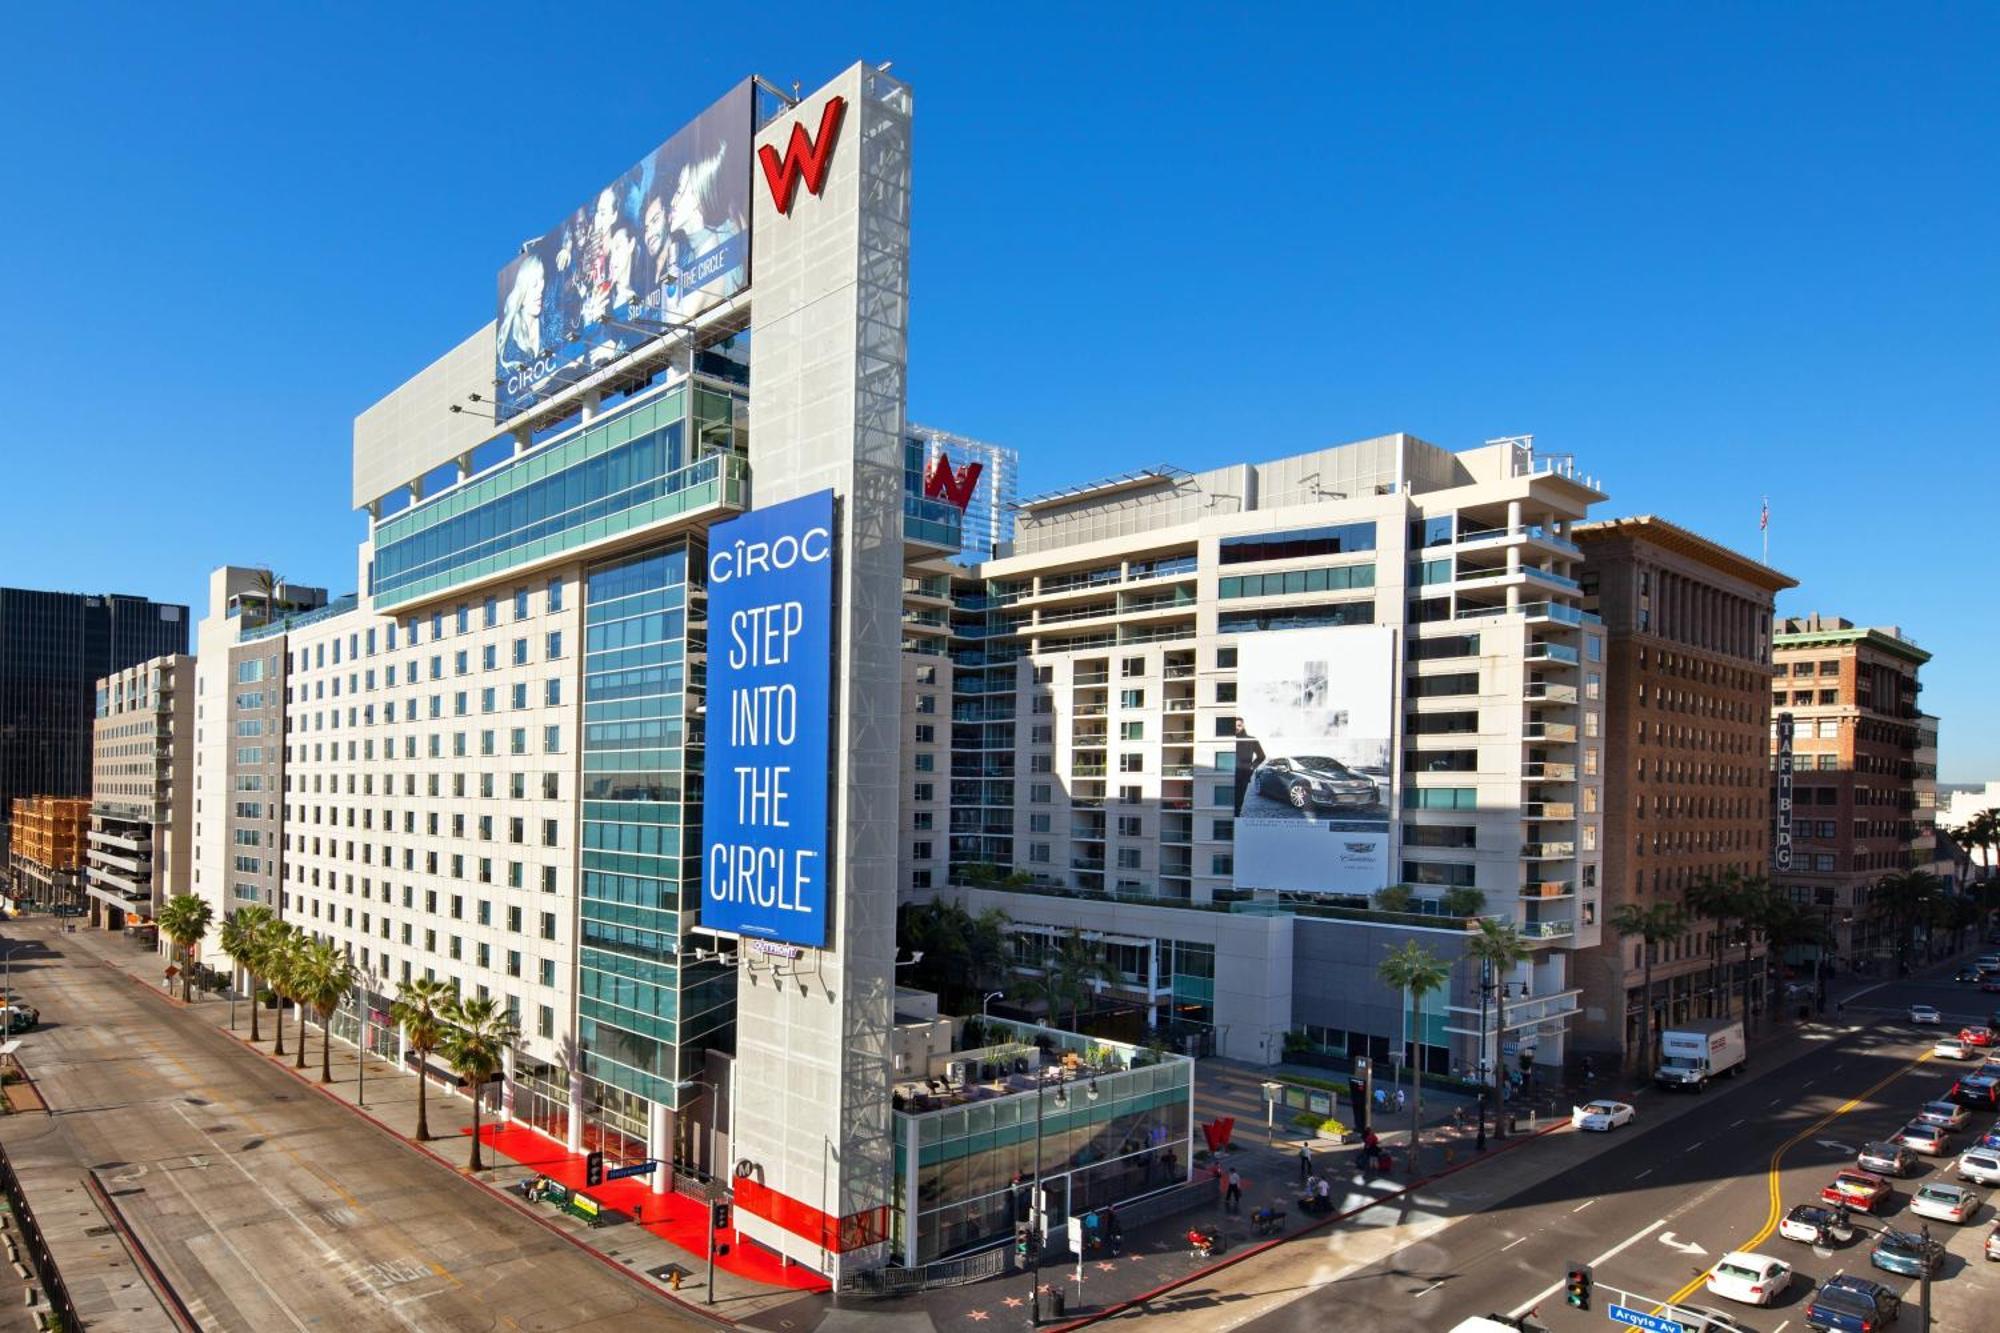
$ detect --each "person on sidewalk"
[1298,1143,1313,1184]
[1224,1168,1242,1213]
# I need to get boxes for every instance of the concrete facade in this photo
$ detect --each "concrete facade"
[84,653,195,926]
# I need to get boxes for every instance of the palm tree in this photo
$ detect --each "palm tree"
[300,939,359,1084]
[266,925,295,1058]
[1609,900,1685,1071]
[1872,870,1943,974]
[1757,898,1831,1022]
[1465,917,1532,1139]
[963,907,1011,998]
[248,566,288,628]
[1377,940,1450,1165]
[392,977,457,1142]
[1731,877,1780,1032]
[1684,871,1746,1019]
[157,893,214,1003]
[439,994,518,1171]
[1022,928,1117,1033]
[218,905,275,1036]
[263,925,311,1068]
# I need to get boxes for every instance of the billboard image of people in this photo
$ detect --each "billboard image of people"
[496,80,753,422]
[1231,625,1394,894]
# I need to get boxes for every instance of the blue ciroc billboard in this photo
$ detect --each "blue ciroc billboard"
[700,490,835,947]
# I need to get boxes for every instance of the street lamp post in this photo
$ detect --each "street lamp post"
[1027,1061,1069,1325]
[355,981,368,1109]
[1474,956,1489,1152]
[4,944,25,1006]
[676,1077,725,1304]
[982,991,1005,1019]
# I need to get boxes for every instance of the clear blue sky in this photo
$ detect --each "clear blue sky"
[3,4,1994,776]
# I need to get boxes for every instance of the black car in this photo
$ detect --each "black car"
[1958,968,1983,983]
[1250,756,1378,811]
[1948,1075,2000,1110]
[1803,1274,1901,1332]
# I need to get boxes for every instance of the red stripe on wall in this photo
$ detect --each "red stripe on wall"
[733,1176,889,1254]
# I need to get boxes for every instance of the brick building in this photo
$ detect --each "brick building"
[1571,516,1795,1065]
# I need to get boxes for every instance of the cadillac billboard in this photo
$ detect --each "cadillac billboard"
[495,80,753,422]
[1231,625,1394,894]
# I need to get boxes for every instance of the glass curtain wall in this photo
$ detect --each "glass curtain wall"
[578,538,735,1120]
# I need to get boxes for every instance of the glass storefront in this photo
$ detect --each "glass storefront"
[893,1024,1193,1266]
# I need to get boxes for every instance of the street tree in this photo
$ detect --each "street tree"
[440,994,518,1172]
[1609,900,1685,1070]
[391,976,456,1141]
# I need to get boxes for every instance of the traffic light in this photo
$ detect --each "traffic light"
[1015,1222,1033,1258]
[1565,1264,1593,1310]
[585,1150,604,1187]
[711,1199,732,1232]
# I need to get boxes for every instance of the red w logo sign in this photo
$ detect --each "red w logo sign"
[759,96,847,214]
[924,455,983,510]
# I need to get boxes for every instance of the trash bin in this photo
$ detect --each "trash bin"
[1050,1290,1065,1318]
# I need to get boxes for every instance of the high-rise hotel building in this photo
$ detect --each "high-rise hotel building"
[939,433,1609,1075]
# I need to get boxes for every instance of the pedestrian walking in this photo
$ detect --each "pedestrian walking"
[1393,1087,1407,1113]
[1298,1143,1313,1184]
[1582,1055,1595,1086]
[1225,1168,1242,1213]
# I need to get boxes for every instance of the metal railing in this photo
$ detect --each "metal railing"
[0,1139,78,1327]
[841,1242,1013,1295]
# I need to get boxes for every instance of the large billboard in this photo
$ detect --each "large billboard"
[496,80,753,422]
[700,490,835,947]
[1231,625,1395,894]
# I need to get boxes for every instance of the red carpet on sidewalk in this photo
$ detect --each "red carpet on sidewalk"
[472,1121,832,1293]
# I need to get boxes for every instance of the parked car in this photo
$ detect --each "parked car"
[1705,1252,1793,1306]
[1250,755,1379,811]
[1870,1228,1945,1278]
[1911,1181,1982,1224]
[1823,1170,1895,1213]
[1569,1100,1636,1132]
[1917,1100,1971,1131]
[1987,1220,2000,1261]
[0,1002,38,1034]
[1935,1036,1972,1059]
[1895,1121,1953,1156]
[1780,1203,1856,1246]
[1801,1275,1902,1333]
[1858,1141,1918,1177]
[1910,1004,1943,1025]
[1958,1148,2000,1186]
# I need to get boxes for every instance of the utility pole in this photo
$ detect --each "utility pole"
[355,981,366,1108]
[1920,1222,1933,1333]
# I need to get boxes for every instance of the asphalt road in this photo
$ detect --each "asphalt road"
[2,919,709,1332]
[1238,962,2000,1332]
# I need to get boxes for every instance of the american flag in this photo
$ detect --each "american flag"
[1760,497,1769,532]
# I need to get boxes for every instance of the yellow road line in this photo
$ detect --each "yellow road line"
[1654,1048,1935,1310]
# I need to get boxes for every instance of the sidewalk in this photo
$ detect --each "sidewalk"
[72,927,828,1327]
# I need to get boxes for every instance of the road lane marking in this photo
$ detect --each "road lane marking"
[1416,1282,1443,1296]
[1773,1322,1788,1333]
[1769,1097,1782,1106]
[1572,1199,1597,1212]
[1510,1219,1665,1317]
[1501,1236,1527,1252]
[1634,1169,1654,1181]
[1730,1119,1746,1128]
[1684,1141,1703,1152]
[1653,1047,1937,1312]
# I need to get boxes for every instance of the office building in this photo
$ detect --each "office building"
[1769,614,1930,964]
[6,796,91,909]
[1567,516,1794,1063]
[84,654,196,928]
[0,587,189,865]
[940,432,1609,1081]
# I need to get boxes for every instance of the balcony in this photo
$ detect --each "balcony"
[1522,601,1597,627]
[1073,703,1108,717]
[1072,764,1107,777]
[1521,841,1576,859]
[1070,827,1106,842]
[1163,665,1196,680]
[1524,642,1582,665]
[1522,761,1577,781]
[1454,525,1583,556]
[1523,683,1578,704]
[1523,921,1576,940]
[1520,881,1575,898]
[1521,802,1576,819]
[1523,722,1578,743]
[1074,672,1110,686]
[88,828,151,852]
[1164,698,1196,713]
[1070,857,1107,872]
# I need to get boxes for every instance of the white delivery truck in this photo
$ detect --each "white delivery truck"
[1655,1016,1746,1091]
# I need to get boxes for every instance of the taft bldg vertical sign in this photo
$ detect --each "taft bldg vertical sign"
[1774,711,1794,873]
[701,490,835,946]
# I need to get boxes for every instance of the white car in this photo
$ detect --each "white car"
[1911,1181,1982,1224]
[1705,1251,1793,1306]
[1958,1148,2000,1186]
[1570,1099,1636,1132]
[1911,1004,1942,1024]
[1935,1037,1972,1059]
[1917,1100,1971,1131]
[1779,1202,1857,1246]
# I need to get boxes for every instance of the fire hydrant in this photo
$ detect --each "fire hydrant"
[669,1269,683,1291]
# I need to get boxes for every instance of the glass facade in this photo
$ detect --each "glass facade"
[371,386,750,608]
[894,1027,1194,1265]
[578,540,733,1107]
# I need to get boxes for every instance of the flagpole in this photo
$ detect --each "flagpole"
[1761,496,1769,566]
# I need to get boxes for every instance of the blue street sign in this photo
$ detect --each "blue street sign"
[1608,1305,1683,1333]
[605,1161,660,1181]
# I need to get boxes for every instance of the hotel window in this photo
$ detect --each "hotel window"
[1028,843,1051,863]
[483,595,499,628]
[456,605,469,634]
[514,588,529,620]
[547,630,564,658]
[513,637,529,666]
[546,577,563,613]
[913,782,934,802]
[1120,689,1145,708]
[1120,721,1145,741]
[1119,754,1144,772]
[1122,657,1146,678]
